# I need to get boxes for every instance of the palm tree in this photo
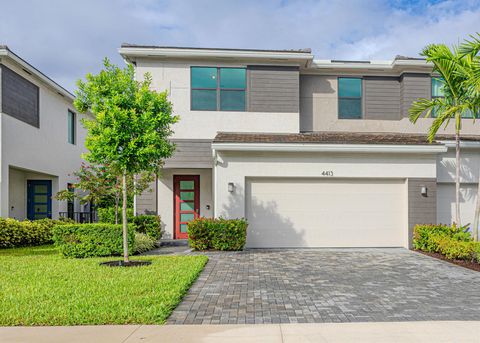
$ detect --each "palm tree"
[409,43,478,227]
[459,33,480,241]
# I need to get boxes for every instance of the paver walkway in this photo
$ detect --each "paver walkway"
[166,248,480,325]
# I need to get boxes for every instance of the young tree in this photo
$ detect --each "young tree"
[459,33,480,240]
[409,43,478,226]
[74,59,177,263]
[55,163,155,223]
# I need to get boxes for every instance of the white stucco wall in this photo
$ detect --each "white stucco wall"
[135,59,299,139]
[300,75,480,135]
[214,150,437,220]
[157,168,213,239]
[0,60,88,219]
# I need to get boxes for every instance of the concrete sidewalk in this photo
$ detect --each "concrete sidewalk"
[1,321,479,343]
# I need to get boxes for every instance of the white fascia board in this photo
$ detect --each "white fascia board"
[119,47,313,63]
[310,59,430,71]
[0,48,75,102]
[211,142,447,154]
[438,140,480,149]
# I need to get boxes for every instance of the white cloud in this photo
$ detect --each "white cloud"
[1,0,479,91]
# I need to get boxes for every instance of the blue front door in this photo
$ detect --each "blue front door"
[27,180,52,220]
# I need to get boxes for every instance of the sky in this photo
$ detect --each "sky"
[1,0,479,92]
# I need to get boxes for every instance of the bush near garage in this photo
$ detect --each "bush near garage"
[187,217,248,251]
[52,223,135,258]
[413,223,480,262]
[97,207,135,224]
[0,218,74,248]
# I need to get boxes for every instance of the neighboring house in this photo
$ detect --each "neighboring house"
[0,46,88,221]
[120,44,480,248]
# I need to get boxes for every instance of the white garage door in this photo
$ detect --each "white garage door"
[246,178,407,248]
[437,183,478,226]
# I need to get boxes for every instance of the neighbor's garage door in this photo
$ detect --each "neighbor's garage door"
[437,183,478,225]
[246,178,406,248]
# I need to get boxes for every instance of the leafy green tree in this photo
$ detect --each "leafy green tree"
[74,59,177,262]
[55,163,155,223]
[459,33,480,241]
[409,43,478,226]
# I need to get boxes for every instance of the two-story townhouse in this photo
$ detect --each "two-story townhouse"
[0,46,89,221]
[120,44,480,249]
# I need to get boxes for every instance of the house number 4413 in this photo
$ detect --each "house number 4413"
[321,171,334,176]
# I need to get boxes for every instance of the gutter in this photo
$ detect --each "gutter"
[211,142,448,154]
[438,141,480,149]
[118,47,313,66]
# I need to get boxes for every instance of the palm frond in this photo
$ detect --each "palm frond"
[459,33,480,57]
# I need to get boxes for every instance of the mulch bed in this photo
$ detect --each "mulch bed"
[415,250,480,272]
[100,260,152,267]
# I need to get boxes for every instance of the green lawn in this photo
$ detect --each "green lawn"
[0,246,208,326]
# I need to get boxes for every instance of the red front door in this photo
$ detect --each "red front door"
[174,175,200,239]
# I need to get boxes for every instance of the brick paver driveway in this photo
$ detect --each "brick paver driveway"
[167,249,480,324]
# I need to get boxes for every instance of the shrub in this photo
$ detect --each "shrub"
[188,218,247,251]
[97,207,134,224]
[436,237,476,261]
[134,232,157,254]
[53,223,135,258]
[0,218,73,248]
[413,223,472,252]
[132,215,162,240]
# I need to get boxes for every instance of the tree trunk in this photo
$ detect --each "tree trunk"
[473,171,480,241]
[455,130,461,226]
[122,170,129,263]
[114,193,119,225]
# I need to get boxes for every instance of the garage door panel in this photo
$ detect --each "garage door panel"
[246,178,406,248]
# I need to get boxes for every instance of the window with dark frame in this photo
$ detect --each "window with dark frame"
[432,77,475,118]
[67,110,76,144]
[191,67,246,111]
[338,77,362,119]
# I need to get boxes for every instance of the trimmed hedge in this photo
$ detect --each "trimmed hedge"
[132,215,162,240]
[53,223,135,258]
[0,218,74,248]
[98,207,161,240]
[97,207,134,224]
[413,223,480,262]
[187,218,247,251]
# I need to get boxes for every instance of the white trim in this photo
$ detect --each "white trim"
[119,47,313,64]
[0,47,75,102]
[211,142,447,154]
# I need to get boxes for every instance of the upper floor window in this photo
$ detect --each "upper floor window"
[432,77,475,118]
[338,77,362,119]
[191,67,246,111]
[67,110,76,144]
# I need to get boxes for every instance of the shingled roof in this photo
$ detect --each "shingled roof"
[213,132,480,145]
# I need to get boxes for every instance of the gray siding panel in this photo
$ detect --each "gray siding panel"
[408,178,437,248]
[0,64,39,127]
[400,73,431,118]
[364,76,401,120]
[248,66,299,113]
[164,139,212,169]
[136,178,157,215]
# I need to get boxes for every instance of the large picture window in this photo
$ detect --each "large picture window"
[191,67,246,111]
[338,77,362,119]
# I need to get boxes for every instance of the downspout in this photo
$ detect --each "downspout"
[212,148,217,219]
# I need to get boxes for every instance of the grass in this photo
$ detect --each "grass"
[0,245,208,326]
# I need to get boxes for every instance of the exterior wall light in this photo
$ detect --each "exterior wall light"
[228,182,235,193]
[421,186,428,197]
